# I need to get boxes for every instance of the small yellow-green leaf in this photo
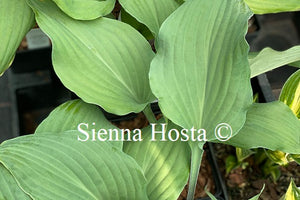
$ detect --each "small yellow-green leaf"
[249,185,265,200]
[281,179,300,200]
[280,70,300,118]
[236,147,255,163]
[264,150,289,166]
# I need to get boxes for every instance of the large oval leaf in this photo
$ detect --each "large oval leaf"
[0,131,148,199]
[224,102,300,154]
[35,99,123,149]
[0,0,35,75]
[52,0,116,20]
[244,0,300,14]
[149,0,253,140]
[0,164,31,200]
[280,70,300,118]
[119,0,181,36]
[124,121,190,200]
[26,0,155,115]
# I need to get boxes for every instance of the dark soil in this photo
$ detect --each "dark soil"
[178,150,215,200]
[214,143,300,200]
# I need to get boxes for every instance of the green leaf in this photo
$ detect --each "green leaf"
[123,121,190,200]
[249,184,265,200]
[0,164,31,200]
[249,46,300,78]
[290,154,300,165]
[0,0,35,75]
[225,101,300,154]
[51,0,116,20]
[262,159,281,181]
[205,188,218,200]
[290,61,300,68]
[26,0,155,115]
[244,0,300,14]
[280,179,300,200]
[225,155,238,175]
[279,70,300,118]
[120,8,154,40]
[236,147,255,163]
[187,142,204,200]
[149,0,252,198]
[35,99,122,149]
[0,131,148,200]
[149,0,253,140]
[119,0,181,36]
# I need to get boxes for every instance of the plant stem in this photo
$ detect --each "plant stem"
[143,104,157,124]
[187,142,205,200]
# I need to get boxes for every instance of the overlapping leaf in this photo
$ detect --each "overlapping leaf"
[119,0,181,36]
[0,0,35,75]
[51,0,115,20]
[249,46,300,78]
[120,8,153,40]
[244,0,300,14]
[149,0,253,140]
[279,70,300,118]
[124,120,190,200]
[26,0,155,115]
[0,164,31,200]
[35,99,122,149]
[0,131,148,199]
[225,102,300,154]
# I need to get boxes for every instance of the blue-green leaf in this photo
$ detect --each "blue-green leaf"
[35,99,123,150]
[0,0,35,74]
[124,121,190,200]
[51,0,116,20]
[0,164,31,200]
[0,131,148,199]
[249,46,300,78]
[26,0,155,115]
[150,0,253,141]
[119,0,181,36]
[225,102,300,154]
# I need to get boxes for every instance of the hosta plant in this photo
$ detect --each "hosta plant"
[0,0,300,199]
[226,70,300,182]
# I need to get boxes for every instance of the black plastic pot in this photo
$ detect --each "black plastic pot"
[4,47,71,137]
[248,12,299,103]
